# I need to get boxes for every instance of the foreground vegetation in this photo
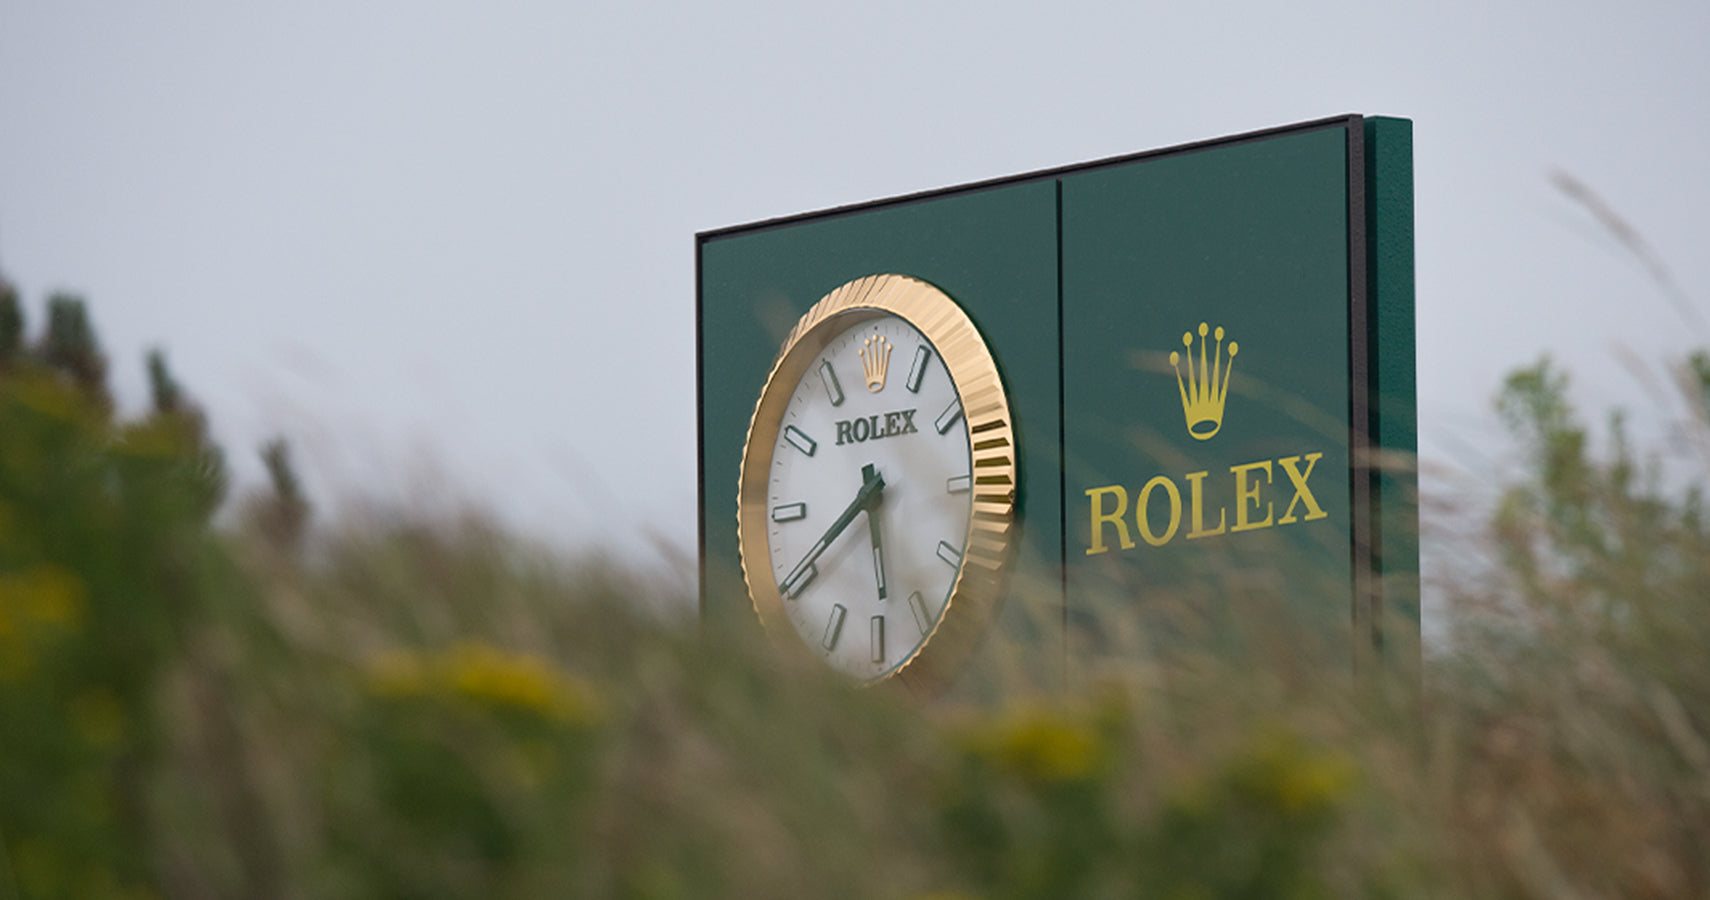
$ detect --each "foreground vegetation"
[2,279,1708,898]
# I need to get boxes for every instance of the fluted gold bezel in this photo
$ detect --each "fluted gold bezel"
[737,274,1018,693]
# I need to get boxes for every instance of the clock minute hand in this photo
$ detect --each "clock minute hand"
[866,466,886,601]
[779,464,885,598]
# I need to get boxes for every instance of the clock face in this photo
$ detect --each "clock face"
[738,273,1017,690]
[762,313,972,681]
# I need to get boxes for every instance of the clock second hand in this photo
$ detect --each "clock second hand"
[780,463,885,598]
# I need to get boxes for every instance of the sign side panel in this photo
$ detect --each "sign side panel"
[1365,116,1421,685]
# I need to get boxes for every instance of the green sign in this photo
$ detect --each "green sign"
[698,115,1416,681]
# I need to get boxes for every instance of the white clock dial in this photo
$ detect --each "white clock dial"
[738,273,1017,692]
[765,313,972,681]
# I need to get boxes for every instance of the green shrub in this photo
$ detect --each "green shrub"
[0,291,227,899]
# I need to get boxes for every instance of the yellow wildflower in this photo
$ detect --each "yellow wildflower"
[366,641,600,726]
[0,563,87,627]
[0,564,86,680]
[974,704,1105,784]
[1233,728,1356,815]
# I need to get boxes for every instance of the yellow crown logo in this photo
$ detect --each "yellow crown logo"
[1170,322,1238,441]
[859,334,892,392]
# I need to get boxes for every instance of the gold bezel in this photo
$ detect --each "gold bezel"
[737,273,1018,692]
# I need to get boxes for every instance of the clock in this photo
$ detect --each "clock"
[737,273,1018,690]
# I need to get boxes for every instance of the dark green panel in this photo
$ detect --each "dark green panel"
[698,184,1060,622]
[1060,125,1356,649]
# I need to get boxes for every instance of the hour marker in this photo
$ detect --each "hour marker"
[945,474,971,494]
[908,590,932,633]
[906,346,931,393]
[937,540,962,568]
[935,398,963,434]
[870,616,885,664]
[772,503,807,522]
[784,425,817,456]
[819,361,845,407]
[823,604,847,650]
[781,561,816,598]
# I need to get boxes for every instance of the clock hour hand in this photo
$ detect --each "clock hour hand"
[780,463,885,598]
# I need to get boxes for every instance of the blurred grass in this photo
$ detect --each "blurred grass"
[3,279,1709,898]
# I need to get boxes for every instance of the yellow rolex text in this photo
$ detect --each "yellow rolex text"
[1084,452,1328,555]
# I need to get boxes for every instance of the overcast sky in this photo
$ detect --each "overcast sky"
[3,1,1707,603]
